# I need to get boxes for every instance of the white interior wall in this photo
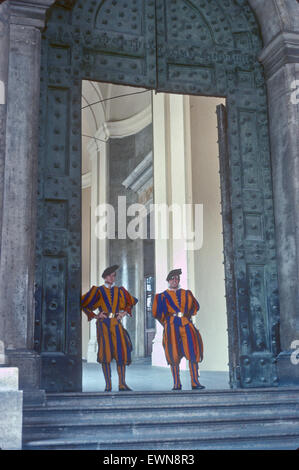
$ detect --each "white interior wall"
[190,96,229,372]
[81,186,91,361]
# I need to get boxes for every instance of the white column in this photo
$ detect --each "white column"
[152,93,195,370]
[169,95,196,289]
[152,93,169,368]
[169,95,191,285]
[169,94,194,370]
[86,127,109,363]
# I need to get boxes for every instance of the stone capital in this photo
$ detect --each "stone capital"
[87,124,110,158]
[259,31,299,80]
[9,0,55,28]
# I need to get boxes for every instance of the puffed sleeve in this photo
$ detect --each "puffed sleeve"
[120,287,138,316]
[188,290,200,317]
[152,293,166,325]
[81,286,101,321]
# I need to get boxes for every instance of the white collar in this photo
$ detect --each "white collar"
[104,283,115,289]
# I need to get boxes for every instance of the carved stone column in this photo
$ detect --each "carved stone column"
[0,0,55,391]
[0,2,10,362]
[0,1,10,250]
[259,32,299,385]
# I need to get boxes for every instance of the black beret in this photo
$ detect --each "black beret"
[166,268,182,282]
[102,265,119,279]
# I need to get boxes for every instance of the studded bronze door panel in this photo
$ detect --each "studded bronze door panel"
[155,0,280,388]
[35,0,157,392]
[226,90,280,387]
[35,0,280,391]
[216,104,240,388]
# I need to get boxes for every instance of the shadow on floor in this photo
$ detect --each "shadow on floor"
[83,358,230,393]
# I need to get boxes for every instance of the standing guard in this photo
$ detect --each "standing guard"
[152,269,205,391]
[81,265,138,392]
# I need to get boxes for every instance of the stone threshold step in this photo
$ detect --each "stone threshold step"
[22,429,299,450]
[91,439,299,451]
[39,393,299,409]
[23,398,299,414]
[23,409,299,428]
[45,387,299,399]
[23,419,299,444]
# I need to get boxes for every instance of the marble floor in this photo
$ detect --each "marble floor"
[82,357,230,393]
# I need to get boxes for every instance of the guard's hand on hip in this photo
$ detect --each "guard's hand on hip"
[96,311,106,320]
[116,311,126,320]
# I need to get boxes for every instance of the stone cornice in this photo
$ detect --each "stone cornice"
[10,0,55,28]
[259,31,299,79]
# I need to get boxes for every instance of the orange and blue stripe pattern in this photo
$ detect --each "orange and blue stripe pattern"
[171,365,181,389]
[101,363,112,391]
[96,316,133,365]
[117,364,127,389]
[152,289,203,365]
[81,285,137,320]
[189,361,201,387]
[81,285,137,365]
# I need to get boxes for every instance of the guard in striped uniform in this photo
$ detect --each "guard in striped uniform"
[152,269,205,391]
[81,265,138,392]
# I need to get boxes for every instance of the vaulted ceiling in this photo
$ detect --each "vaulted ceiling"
[81,81,151,174]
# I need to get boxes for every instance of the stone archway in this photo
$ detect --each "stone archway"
[31,0,282,392]
[0,0,297,400]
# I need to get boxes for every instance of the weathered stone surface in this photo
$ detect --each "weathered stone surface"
[0,367,18,391]
[10,0,56,28]
[22,389,299,450]
[249,0,299,47]
[0,367,22,450]
[0,390,23,450]
[6,350,41,391]
[0,0,53,391]
[0,20,42,389]
[0,0,298,392]
[258,28,299,385]
[0,341,5,365]
[0,3,10,344]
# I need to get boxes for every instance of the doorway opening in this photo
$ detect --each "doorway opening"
[81,81,229,391]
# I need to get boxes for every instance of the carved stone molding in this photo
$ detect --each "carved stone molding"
[106,105,152,140]
[10,0,55,28]
[81,172,91,190]
[122,152,153,196]
[259,31,299,79]
[249,0,299,48]
[86,106,152,157]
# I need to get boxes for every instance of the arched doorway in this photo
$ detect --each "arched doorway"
[34,0,280,392]
[80,82,230,392]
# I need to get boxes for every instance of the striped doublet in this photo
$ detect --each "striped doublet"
[152,288,203,365]
[81,285,138,365]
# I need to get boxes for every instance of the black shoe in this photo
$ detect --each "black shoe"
[104,388,112,392]
[192,383,205,390]
[172,385,182,391]
[119,385,132,392]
